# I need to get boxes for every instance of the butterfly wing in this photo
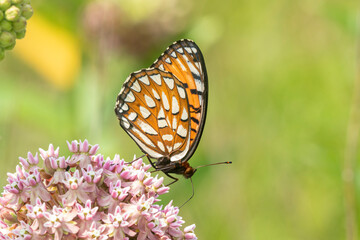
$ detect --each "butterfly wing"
[152,39,208,163]
[115,68,193,162]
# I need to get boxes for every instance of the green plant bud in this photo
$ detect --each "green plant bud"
[0,10,3,22]
[0,47,4,61]
[0,31,15,47]
[0,20,12,31]
[0,0,11,11]
[5,6,21,21]
[12,0,23,4]
[15,28,24,38]
[21,4,32,19]
[12,16,25,31]
[4,40,14,49]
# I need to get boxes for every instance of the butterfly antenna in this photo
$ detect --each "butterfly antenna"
[179,177,195,209]
[195,161,232,169]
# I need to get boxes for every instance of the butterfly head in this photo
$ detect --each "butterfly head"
[182,161,197,179]
[156,157,197,179]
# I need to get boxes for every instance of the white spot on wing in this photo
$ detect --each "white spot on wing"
[185,47,192,54]
[138,75,150,85]
[131,80,141,92]
[121,103,129,112]
[162,134,173,141]
[167,145,173,152]
[125,91,135,103]
[150,74,162,85]
[158,107,165,118]
[157,107,167,128]
[172,117,177,131]
[174,142,182,150]
[180,107,188,121]
[164,77,174,90]
[140,106,151,119]
[194,76,203,91]
[157,141,165,152]
[177,124,187,138]
[165,58,171,64]
[159,64,165,70]
[138,120,158,135]
[145,94,156,108]
[152,89,160,100]
[162,92,170,111]
[171,96,179,114]
[191,47,198,53]
[128,112,137,121]
[177,85,186,99]
[121,117,130,129]
[177,48,184,54]
[170,51,177,58]
[158,119,167,128]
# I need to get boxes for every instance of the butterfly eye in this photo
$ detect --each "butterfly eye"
[115,39,208,179]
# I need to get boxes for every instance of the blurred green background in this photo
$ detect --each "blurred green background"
[0,0,358,239]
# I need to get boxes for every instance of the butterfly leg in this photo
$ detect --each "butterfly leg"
[145,156,178,185]
[179,177,195,208]
[164,173,179,186]
[146,155,159,171]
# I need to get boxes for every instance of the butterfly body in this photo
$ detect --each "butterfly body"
[155,157,197,179]
[115,39,207,180]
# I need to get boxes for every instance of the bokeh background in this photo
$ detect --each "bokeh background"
[0,0,358,239]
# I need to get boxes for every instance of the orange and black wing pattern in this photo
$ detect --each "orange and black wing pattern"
[151,40,208,162]
[115,68,192,162]
[115,39,208,164]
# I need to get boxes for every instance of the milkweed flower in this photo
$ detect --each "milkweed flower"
[0,140,197,240]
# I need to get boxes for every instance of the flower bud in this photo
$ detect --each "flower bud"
[12,16,26,32]
[0,207,18,225]
[21,4,33,19]
[4,41,15,50]
[5,6,21,21]
[15,28,25,38]
[0,20,12,31]
[0,0,11,11]
[0,31,15,47]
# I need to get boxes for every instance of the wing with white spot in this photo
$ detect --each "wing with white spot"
[152,39,208,162]
[115,68,192,161]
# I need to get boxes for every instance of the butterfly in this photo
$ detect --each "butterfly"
[115,39,208,184]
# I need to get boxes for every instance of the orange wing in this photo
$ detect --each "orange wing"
[152,39,208,162]
[115,68,192,162]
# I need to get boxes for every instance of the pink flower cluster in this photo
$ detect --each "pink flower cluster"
[0,140,197,240]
